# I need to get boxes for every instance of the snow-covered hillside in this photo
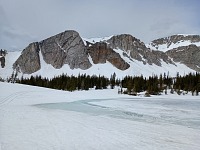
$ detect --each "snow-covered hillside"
[0,82,200,150]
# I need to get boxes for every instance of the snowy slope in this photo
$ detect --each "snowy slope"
[19,47,195,79]
[0,47,196,80]
[82,36,113,44]
[0,51,21,79]
[146,40,200,52]
[0,82,200,150]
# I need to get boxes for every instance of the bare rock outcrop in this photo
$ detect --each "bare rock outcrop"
[88,42,130,70]
[13,42,41,74]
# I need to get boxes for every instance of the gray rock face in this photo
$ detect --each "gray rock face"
[150,34,200,50]
[166,44,200,71]
[87,42,130,70]
[40,30,91,70]
[107,34,174,66]
[13,42,41,74]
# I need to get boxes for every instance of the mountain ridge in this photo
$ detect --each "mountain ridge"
[0,30,200,79]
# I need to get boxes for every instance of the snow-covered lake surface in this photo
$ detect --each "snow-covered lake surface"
[0,82,200,150]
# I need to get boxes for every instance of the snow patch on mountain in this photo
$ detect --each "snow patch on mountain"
[82,36,113,45]
[146,41,200,52]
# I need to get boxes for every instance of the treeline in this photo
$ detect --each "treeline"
[16,74,119,91]
[121,74,173,95]
[15,72,200,96]
[174,73,200,95]
[122,73,200,96]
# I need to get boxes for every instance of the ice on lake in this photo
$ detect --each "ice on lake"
[37,97,200,130]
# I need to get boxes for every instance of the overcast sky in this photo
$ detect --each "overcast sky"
[1,0,200,50]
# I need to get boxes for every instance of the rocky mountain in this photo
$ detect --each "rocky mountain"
[13,30,130,75]
[1,31,200,79]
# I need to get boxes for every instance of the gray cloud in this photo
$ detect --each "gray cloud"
[1,0,200,50]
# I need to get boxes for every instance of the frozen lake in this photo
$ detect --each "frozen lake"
[37,97,200,130]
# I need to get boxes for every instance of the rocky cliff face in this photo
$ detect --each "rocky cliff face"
[87,42,130,70]
[40,30,91,70]
[107,34,174,66]
[13,42,41,74]
[166,44,200,72]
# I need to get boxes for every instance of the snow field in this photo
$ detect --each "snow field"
[0,82,200,150]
